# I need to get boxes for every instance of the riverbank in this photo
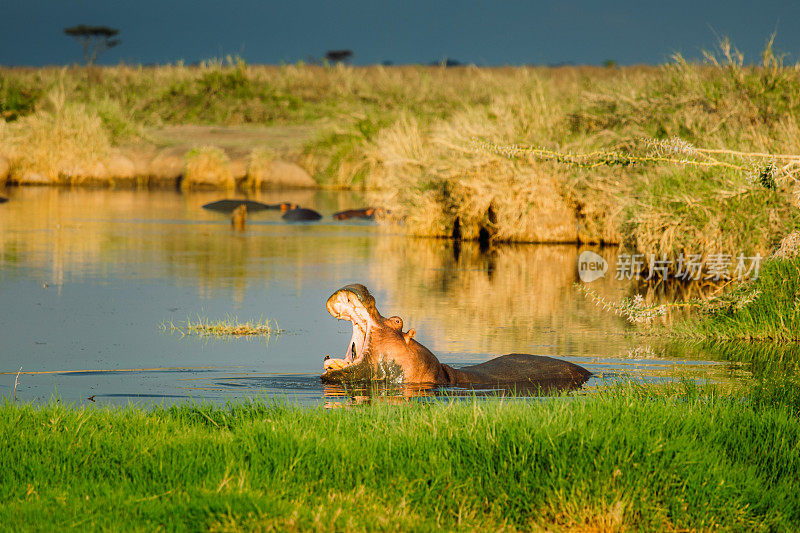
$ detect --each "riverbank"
[0,120,318,189]
[2,45,799,260]
[2,379,799,530]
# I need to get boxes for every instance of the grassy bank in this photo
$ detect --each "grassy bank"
[2,380,799,530]
[2,42,799,257]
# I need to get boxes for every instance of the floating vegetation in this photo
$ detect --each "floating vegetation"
[161,315,282,338]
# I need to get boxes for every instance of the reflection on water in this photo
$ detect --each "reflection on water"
[0,188,783,406]
[368,238,625,357]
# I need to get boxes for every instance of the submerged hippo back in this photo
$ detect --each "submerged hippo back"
[449,353,591,388]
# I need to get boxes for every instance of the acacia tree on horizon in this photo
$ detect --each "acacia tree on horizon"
[325,50,353,64]
[64,25,121,65]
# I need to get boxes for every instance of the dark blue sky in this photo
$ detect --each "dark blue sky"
[1,1,798,66]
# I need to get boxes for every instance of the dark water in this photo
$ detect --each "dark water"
[0,188,759,407]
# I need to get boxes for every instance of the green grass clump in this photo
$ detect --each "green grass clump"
[675,257,800,341]
[580,254,800,341]
[0,76,41,121]
[301,115,391,188]
[143,59,305,125]
[162,315,281,337]
[1,381,799,530]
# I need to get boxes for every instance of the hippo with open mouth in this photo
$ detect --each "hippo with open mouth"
[322,284,592,389]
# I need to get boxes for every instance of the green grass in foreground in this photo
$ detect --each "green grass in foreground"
[675,257,800,341]
[1,380,799,531]
[161,314,281,337]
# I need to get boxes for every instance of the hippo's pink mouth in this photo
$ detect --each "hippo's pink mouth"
[325,289,372,371]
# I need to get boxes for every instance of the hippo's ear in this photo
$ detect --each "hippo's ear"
[403,328,416,345]
[387,316,403,331]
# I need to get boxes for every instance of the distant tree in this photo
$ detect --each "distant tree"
[603,59,618,68]
[429,58,463,67]
[325,50,353,64]
[64,25,121,65]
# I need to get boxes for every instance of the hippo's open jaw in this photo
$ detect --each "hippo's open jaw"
[324,287,373,371]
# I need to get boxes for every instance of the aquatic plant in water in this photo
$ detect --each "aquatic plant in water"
[161,315,281,338]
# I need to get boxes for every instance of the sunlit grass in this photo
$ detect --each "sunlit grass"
[161,314,282,338]
[0,89,111,183]
[673,256,800,341]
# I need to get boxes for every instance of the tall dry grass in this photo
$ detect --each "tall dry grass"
[1,60,526,128]
[243,147,274,189]
[358,41,800,257]
[363,95,587,243]
[182,146,234,189]
[0,90,111,184]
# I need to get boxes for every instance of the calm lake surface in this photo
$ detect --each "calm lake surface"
[0,188,752,406]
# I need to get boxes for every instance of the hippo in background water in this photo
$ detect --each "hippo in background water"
[333,208,380,221]
[322,284,591,390]
[282,207,323,222]
[203,199,297,213]
[202,199,322,222]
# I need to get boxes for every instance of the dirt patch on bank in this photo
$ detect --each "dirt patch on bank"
[142,124,318,156]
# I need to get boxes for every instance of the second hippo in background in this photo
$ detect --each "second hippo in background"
[333,207,386,221]
[282,207,323,222]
